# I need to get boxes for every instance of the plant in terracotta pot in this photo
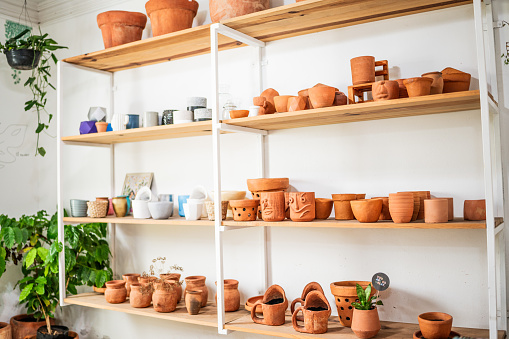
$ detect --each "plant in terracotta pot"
[351,283,383,339]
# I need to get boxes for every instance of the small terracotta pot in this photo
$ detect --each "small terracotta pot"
[396,79,409,98]
[291,282,326,321]
[97,11,147,49]
[122,273,141,297]
[251,285,288,326]
[10,315,54,339]
[334,91,348,106]
[209,0,269,22]
[184,276,208,307]
[145,0,199,36]
[350,199,383,223]
[389,192,414,223]
[464,199,486,221]
[260,88,279,106]
[105,280,127,304]
[260,191,286,222]
[415,191,431,219]
[351,307,381,339]
[441,197,454,221]
[372,197,391,220]
[442,67,471,93]
[289,192,315,222]
[95,122,109,133]
[164,279,182,302]
[287,96,306,112]
[418,312,453,339]
[330,281,373,327]
[331,194,357,220]
[215,279,240,312]
[153,282,179,313]
[292,291,331,334]
[129,283,152,308]
[422,72,444,94]
[404,77,433,97]
[274,95,293,113]
[372,80,399,101]
[253,96,276,115]
[398,191,420,221]
[308,86,335,109]
[424,199,449,223]
[247,178,289,192]
[315,198,333,219]
[229,110,249,119]
[185,290,202,315]
[230,199,259,221]
[350,56,376,85]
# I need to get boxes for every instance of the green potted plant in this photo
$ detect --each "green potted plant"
[350,283,383,339]
[0,28,67,156]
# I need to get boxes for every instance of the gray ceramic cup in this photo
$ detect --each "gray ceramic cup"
[143,111,159,127]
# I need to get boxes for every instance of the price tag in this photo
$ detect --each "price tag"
[372,272,390,291]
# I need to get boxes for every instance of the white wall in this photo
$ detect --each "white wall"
[0,0,507,338]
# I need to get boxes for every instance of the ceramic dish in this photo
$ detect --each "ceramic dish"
[245,295,263,314]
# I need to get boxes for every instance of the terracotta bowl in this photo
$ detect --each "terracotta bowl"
[350,199,383,223]
[229,110,249,119]
[418,312,453,339]
[404,77,433,97]
[308,86,335,108]
[315,198,333,219]
[247,178,289,192]
[274,95,293,113]
[246,295,263,314]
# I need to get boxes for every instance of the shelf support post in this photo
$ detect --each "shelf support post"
[57,61,66,307]
[109,72,116,278]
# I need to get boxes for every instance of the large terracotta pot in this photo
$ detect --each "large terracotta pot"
[350,56,375,85]
[372,80,399,101]
[351,308,381,338]
[215,279,240,312]
[291,282,327,321]
[129,283,152,308]
[145,0,199,36]
[329,281,372,327]
[331,194,357,220]
[418,312,453,339]
[350,199,383,223]
[184,276,208,307]
[210,0,269,22]
[105,280,127,303]
[10,315,55,339]
[389,192,414,223]
[404,77,433,97]
[97,11,147,49]
[153,282,179,312]
[424,199,448,223]
[0,322,11,339]
[289,192,315,222]
[292,291,331,334]
[422,71,444,94]
[442,67,471,93]
[464,199,486,220]
[251,285,288,326]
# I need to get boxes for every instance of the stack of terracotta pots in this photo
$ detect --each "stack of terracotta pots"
[247,178,289,219]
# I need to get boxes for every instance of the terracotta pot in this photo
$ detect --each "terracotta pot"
[315,198,333,219]
[122,273,141,297]
[442,67,471,93]
[215,279,240,312]
[331,194,357,220]
[418,312,453,339]
[260,88,279,106]
[415,191,431,219]
[0,322,11,339]
[229,110,249,119]
[105,280,127,303]
[422,72,444,94]
[164,279,182,302]
[464,199,486,221]
[292,291,331,334]
[330,281,373,327]
[145,0,199,36]
[274,95,293,113]
[372,197,391,220]
[230,199,259,221]
[398,191,420,221]
[298,89,312,109]
[184,276,208,307]
[334,91,347,106]
[404,77,433,97]
[260,191,286,222]
[389,192,414,223]
[186,290,202,315]
[308,86,335,109]
[350,56,375,85]
[356,194,366,200]
[441,197,454,221]
[253,96,276,115]
[350,199,383,223]
[247,178,289,192]
[291,282,326,321]
[209,0,269,22]
[246,295,263,314]
[424,199,448,223]
[153,282,179,312]
[372,80,399,101]
[95,121,109,133]
[10,315,55,339]
[396,79,409,98]
[289,192,315,222]
[287,96,306,112]
[97,11,147,49]
[129,283,152,308]
[351,308,381,338]
[93,285,106,293]
[251,285,288,326]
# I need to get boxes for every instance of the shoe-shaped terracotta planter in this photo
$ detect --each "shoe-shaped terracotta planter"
[292,290,331,334]
[251,284,288,326]
[291,282,328,321]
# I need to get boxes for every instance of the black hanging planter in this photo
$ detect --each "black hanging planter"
[36,325,70,339]
[5,49,41,70]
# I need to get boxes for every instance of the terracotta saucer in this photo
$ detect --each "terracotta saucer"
[413,330,461,339]
[245,295,263,314]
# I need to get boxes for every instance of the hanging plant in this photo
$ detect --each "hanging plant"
[0,28,67,156]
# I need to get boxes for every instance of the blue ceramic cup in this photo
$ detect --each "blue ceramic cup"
[126,114,140,129]
[178,195,190,217]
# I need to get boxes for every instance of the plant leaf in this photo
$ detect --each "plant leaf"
[356,283,365,304]
[365,284,372,304]
[19,283,33,301]
[38,147,46,157]
[2,227,15,248]
[25,248,37,268]
[37,247,48,262]
[35,276,47,285]
[95,270,107,288]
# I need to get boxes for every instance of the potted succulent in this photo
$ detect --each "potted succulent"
[350,283,383,339]
[0,28,67,156]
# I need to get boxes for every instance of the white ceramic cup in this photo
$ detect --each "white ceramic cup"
[184,201,203,221]
[132,200,151,219]
[249,106,260,116]
[143,111,159,127]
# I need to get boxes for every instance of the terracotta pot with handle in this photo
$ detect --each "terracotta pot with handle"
[292,291,331,334]
[291,282,327,321]
[250,285,288,326]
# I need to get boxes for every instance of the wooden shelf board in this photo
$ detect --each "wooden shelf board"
[225,312,504,339]
[63,0,471,72]
[64,293,243,328]
[63,216,214,226]
[223,91,480,131]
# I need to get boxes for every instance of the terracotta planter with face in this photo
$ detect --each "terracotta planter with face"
[372,80,399,101]
[260,192,286,222]
[289,192,315,222]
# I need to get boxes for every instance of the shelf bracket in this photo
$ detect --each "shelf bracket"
[62,141,112,148]
[211,23,265,48]
[220,225,254,232]
[218,123,268,135]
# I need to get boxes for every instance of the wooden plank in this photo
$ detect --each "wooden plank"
[63,216,214,226]
[64,293,244,328]
[63,0,471,72]
[224,91,480,131]
[225,312,504,339]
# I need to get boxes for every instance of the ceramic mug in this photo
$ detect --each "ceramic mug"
[143,111,159,127]
[124,114,140,129]
[178,195,190,217]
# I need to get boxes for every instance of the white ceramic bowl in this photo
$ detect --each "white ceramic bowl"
[132,200,151,219]
[174,110,193,121]
[148,201,174,219]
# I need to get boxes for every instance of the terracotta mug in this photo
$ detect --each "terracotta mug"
[251,285,288,326]
[291,282,326,321]
[291,291,331,334]
[288,192,315,222]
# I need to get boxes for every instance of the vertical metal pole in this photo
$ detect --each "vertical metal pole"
[211,25,227,335]
[498,231,507,330]
[473,1,497,337]
[109,73,116,277]
[57,61,66,306]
